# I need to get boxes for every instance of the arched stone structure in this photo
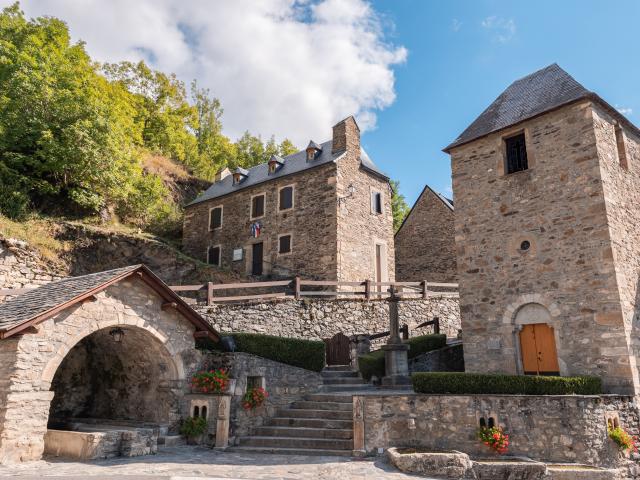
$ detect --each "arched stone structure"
[0,273,210,464]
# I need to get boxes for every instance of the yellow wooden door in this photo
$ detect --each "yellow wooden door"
[519,323,559,375]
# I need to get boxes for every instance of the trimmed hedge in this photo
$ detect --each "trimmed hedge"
[358,334,447,381]
[202,332,326,372]
[412,372,602,395]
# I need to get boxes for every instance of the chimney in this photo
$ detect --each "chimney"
[332,116,360,155]
[215,167,231,182]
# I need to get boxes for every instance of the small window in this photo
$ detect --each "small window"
[615,124,628,169]
[278,234,292,254]
[251,194,265,219]
[268,163,278,174]
[209,206,223,230]
[371,191,383,214]
[505,133,528,174]
[247,376,264,391]
[207,246,221,266]
[279,186,294,211]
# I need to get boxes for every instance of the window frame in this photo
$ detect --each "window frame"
[504,131,529,175]
[249,192,266,220]
[208,205,223,231]
[207,244,222,267]
[615,123,629,170]
[277,233,293,256]
[370,188,383,215]
[278,184,295,212]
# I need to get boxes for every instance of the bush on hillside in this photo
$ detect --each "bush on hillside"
[200,332,325,372]
[412,372,602,395]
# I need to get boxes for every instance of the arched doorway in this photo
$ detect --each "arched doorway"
[515,303,560,375]
[47,325,181,431]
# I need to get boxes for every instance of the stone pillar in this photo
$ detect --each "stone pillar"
[0,390,55,464]
[381,288,411,388]
[352,396,365,456]
[214,395,231,449]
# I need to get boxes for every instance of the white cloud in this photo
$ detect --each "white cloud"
[7,0,407,145]
[481,16,516,43]
[616,106,633,116]
[451,18,462,32]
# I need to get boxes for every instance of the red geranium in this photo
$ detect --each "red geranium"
[242,387,268,410]
[191,369,229,394]
[477,426,509,454]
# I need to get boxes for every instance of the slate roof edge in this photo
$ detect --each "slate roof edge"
[360,162,390,181]
[0,265,218,340]
[395,184,453,238]
[187,151,348,206]
[443,92,640,153]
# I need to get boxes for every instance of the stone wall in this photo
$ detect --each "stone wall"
[394,186,457,283]
[450,99,638,394]
[197,296,461,340]
[202,352,323,440]
[357,393,638,468]
[0,238,63,299]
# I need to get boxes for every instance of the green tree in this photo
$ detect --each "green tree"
[390,179,410,232]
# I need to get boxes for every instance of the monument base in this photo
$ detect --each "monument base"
[381,343,411,388]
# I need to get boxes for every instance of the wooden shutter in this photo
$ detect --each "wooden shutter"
[279,235,291,254]
[279,187,293,210]
[252,195,265,218]
[505,133,528,174]
[210,207,222,229]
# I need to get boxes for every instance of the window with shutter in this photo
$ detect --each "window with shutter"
[209,206,223,230]
[251,194,265,219]
[207,246,221,266]
[278,234,292,254]
[279,186,294,211]
[371,191,383,214]
[505,133,528,174]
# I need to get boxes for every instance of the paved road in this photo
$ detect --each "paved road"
[0,447,430,479]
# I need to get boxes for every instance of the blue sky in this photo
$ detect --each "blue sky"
[364,0,640,205]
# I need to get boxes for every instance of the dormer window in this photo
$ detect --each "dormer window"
[268,155,284,174]
[306,140,322,161]
[233,167,249,185]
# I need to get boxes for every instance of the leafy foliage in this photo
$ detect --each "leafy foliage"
[477,426,509,454]
[608,426,638,452]
[0,4,297,230]
[180,416,207,438]
[242,386,268,410]
[390,180,410,232]
[411,372,602,395]
[191,369,230,394]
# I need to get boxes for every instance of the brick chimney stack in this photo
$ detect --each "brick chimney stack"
[332,116,360,155]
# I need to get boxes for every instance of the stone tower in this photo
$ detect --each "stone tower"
[444,64,640,394]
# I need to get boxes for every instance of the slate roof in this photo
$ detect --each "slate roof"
[189,141,387,205]
[0,265,217,339]
[444,63,640,152]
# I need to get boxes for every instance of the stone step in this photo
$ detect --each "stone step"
[304,393,354,403]
[321,370,360,378]
[322,365,353,371]
[322,376,366,385]
[321,384,375,393]
[157,435,185,447]
[239,435,353,450]
[226,446,353,457]
[254,426,353,440]
[276,408,352,420]
[267,417,353,430]
[291,400,353,411]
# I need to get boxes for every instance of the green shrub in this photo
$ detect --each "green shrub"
[180,416,207,438]
[203,332,325,372]
[412,372,602,395]
[358,334,447,381]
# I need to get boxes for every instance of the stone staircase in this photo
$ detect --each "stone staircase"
[229,366,371,456]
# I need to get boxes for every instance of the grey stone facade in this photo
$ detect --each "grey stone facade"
[448,66,640,394]
[182,117,395,283]
[196,296,461,340]
[394,185,457,282]
[357,393,638,468]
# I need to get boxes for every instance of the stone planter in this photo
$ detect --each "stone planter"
[386,447,473,478]
[471,458,546,480]
[191,378,236,395]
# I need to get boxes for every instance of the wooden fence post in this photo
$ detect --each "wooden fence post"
[421,280,428,299]
[365,279,372,300]
[434,316,440,335]
[401,323,409,340]
[207,282,214,306]
[294,276,301,300]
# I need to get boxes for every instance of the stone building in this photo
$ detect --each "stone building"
[0,265,219,463]
[182,116,395,283]
[394,185,456,282]
[444,63,640,394]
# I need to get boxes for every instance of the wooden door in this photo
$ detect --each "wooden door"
[519,323,560,375]
[324,333,350,366]
[252,242,263,276]
[375,244,382,292]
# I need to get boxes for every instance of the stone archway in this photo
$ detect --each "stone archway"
[47,325,182,430]
[511,302,561,376]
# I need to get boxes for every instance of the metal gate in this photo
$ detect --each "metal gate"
[323,333,351,366]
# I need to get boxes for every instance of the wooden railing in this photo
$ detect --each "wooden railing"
[170,278,458,305]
